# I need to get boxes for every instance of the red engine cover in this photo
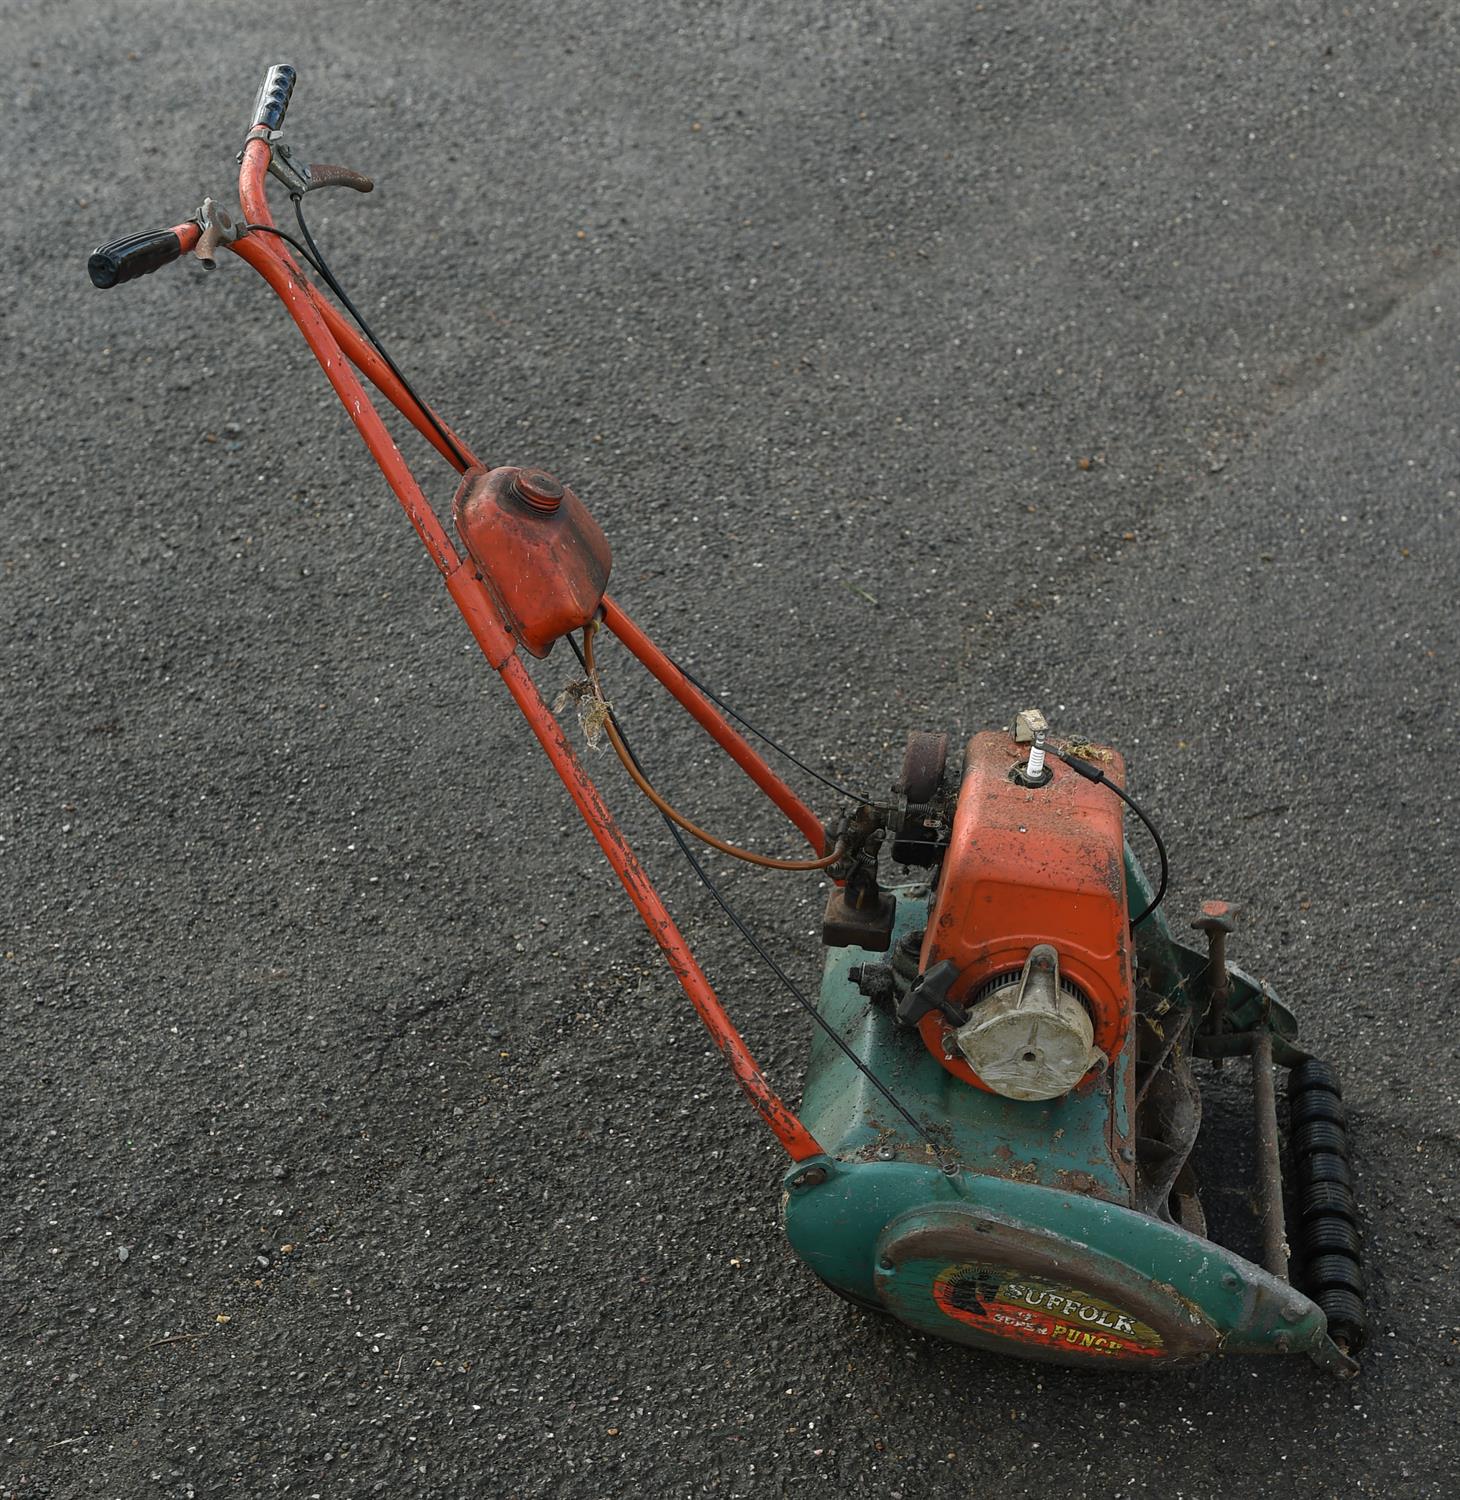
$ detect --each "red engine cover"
[917,732,1135,1090]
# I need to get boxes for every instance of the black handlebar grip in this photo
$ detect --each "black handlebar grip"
[87,229,184,289]
[252,63,297,131]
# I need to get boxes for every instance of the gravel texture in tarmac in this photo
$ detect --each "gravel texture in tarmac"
[3,2,1458,1496]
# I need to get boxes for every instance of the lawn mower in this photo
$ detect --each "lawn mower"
[88,66,1368,1376]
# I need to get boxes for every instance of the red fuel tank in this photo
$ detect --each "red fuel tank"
[917,732,1135,1091]
[453,466,611,658]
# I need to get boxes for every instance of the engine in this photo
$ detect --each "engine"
[913,729,1134,1100]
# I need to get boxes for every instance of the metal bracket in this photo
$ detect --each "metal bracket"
[274,140,375,197]
[237,123,279,164]
[267,139,314,197]
[193,197,244,269]
[1192,898,1239,1064]
[237,128,375,198]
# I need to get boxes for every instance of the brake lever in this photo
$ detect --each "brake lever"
[238,126,374,197]
[269,138,373,197]
[297,161,375,194]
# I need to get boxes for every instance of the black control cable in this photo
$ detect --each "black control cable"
[670,658,882,809]
[288,194,471,473]
[242,220,324,275]
[1054,748,1169,926]
[668,659,955,862]
[567,634,956,1172]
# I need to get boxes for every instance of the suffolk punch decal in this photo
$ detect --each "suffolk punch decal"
[932,1264,1166,1359]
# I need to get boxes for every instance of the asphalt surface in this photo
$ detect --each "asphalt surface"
[4,2,1459,1496]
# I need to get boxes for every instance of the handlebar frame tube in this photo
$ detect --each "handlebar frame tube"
[213,124,825,1162]
[238,136,478,473]
[599,595,828,856]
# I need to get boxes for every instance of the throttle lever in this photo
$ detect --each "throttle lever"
[267,141,374,197]
[299,162,375,194]
[193,198,243,269]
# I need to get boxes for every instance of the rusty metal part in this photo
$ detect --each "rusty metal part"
[822,847,896,950]
[891,926,923,994]
[825,801,888,878]
[1193,1027,1312,1067]
[898,731,949,804]
[1133,1013,1202,1224]
[891,731,952,865]
[237,122,276,161]
[512,468,565,512]
[1251,1030,1290,1281]
[268,139,375,197]
[847,961,896,1009]
[297,160,375,194]
[1192,899,1238,1067]
[1134,1010,1189,1114]
[1169,1160,1207,1238]
[193,197,243,268]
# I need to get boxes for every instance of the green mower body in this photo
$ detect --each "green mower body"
[783,852,1360,1377]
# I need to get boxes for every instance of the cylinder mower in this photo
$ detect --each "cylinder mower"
[88,67,1368,1377]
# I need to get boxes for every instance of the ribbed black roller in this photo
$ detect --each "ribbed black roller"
[1317,1288,1369,1354]
[1293,1118,1350,1160]
[1303,1216,1361,1257]
[1307,1253,1366,1296]
[1301,1180,1358,1222]
[1304,1151,1353,1187]
[1289,1058,1342,1097]
[1289,1090,1347,1128]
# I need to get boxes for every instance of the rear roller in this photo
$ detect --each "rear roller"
[1288,1059,1369,1354]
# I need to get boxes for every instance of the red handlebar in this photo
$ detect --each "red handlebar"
[84,67,830,1165]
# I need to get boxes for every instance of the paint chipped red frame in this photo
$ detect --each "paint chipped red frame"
[227,130,823,1160]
